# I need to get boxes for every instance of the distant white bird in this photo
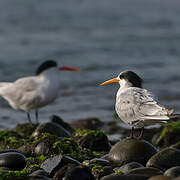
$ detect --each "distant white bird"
[0,60,80,124]
[101,70,179,139]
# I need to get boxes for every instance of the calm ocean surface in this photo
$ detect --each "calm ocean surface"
[0,0,180,128]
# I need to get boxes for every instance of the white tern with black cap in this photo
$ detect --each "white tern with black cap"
[0,60,80,124]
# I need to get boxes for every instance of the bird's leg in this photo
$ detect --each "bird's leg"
[35,110,39,124]
[27,112,32,124]
[131,126,134,139]
[135,126,144,140]
[127,126,134,139]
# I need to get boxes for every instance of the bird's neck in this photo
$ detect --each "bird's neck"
[119,79,133,90]
[39,69,61,85]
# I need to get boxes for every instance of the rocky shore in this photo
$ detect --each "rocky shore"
[0,115,180,180]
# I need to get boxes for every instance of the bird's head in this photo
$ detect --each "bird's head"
[36,60,81,75]
[101,70,143,88]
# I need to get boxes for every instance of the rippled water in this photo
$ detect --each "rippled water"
[0,0,180,128]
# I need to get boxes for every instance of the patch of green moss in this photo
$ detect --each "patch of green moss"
[41,132,52,139]
[92,165,104,173]
[160,121,180,139]
[29,164,40,168]
[115,170,124,175]
[0,130,29,149]
[92,151,101,156]
[0,169,28,180]
[37,155,47,161]
[170,121,180,132]
[26,155,48,170]
[53,137,80,155]
[75,128,105,138]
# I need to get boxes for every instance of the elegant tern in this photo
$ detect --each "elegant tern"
[101,70,179,139]
[0,60,80,124]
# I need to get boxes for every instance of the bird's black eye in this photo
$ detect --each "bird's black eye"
[119,74,123,79]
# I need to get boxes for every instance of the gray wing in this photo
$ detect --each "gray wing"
[115,87,172,126]
[0,77,42,110]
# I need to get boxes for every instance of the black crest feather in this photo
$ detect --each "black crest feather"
[119,71,143,88]
[36,60,57,75]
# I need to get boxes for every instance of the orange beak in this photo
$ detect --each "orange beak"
[100,78,119,85]
[59,66,81,72]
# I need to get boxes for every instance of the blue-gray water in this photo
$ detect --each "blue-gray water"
[0,0,180,129]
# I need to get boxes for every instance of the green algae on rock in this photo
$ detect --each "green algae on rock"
[154,122,180,147]
[75,128,111,152]
[0,169,29,180]
[0,130,30,150]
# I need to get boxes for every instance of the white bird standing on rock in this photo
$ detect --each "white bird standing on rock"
[0,60,80,124]
[101,70,180,139]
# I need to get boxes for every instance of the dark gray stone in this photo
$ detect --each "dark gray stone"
[146,148,180,170]
[0,152,26,170]
[147,175,172,180]
[114,162,144,174]
[32,122,71,137]
[50,115,74,134]
[71,117,103,130]
[29,169,49,177]
[64,166,95,180]
[127,167,163,176]
[40,154,80,176]
[100,174,150,180]
[164,166,180,178]
[27,175,52,180]
[109,139,158,167]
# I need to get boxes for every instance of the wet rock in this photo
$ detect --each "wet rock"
[29,169,49,177]
[147,175,172,180]
[15,123,37,137]
[0,129,24,149]
[174,176,180,180]
[0,152,26,170]
[50,115,74,134]
[100,174,150,180]
[114,162,144,174]
[154,122,180,147]
[83,158,110,166]
[109,139,158,167]
[53,163,76,180]
[0,149,26,155]
[64,165,95,180]
[27,176,52,180]
[146,148,180,170]
[71,117,104,130]
[32,122,71,138]
[75,129,111,152]
[164,166,180,178]
[40,154,80,176]
[34,142,49,155]
[92,165,114,179]
[127,167,163,176]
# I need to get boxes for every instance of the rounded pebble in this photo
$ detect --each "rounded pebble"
[164,166,180,178]
[0,152,26,170]
[109,138,158,167]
